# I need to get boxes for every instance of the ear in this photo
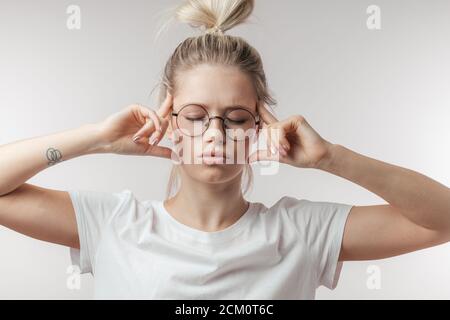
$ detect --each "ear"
[163,113,174,141]
[166,89,174,135]
[256,99,264,134]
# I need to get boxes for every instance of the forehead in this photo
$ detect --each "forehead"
[174,64,257,111]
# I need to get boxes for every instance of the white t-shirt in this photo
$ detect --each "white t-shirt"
[68,189,353,299]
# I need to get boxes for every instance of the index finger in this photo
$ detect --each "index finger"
[257,100,278,126]
[156,91,174,119]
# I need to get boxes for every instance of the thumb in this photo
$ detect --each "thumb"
[142,145,174,160]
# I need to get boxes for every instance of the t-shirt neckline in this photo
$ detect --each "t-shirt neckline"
[156,199,257,243]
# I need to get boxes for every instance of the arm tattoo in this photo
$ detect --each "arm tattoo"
[46,147,63,166]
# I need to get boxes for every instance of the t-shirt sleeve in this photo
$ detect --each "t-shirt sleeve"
[67,188,134,275]
[281,196,354,290]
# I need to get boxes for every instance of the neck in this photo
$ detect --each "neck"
[164,170,249,232]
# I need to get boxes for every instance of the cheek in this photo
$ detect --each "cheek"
[172,137,200,163]
[230,137,253,161]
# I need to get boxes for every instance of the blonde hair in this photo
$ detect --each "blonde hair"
[154,0,277,199]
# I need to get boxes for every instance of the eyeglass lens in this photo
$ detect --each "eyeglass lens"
[176,104,257,140]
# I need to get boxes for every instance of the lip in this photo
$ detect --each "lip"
[200,155,228,165]
[199,151,229,159]
[198,151,230,164]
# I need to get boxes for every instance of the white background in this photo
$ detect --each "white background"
[0,0,449,299]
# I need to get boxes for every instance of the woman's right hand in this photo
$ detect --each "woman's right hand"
[97,93,178,159]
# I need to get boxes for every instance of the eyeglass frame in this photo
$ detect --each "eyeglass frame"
[171,103,261,139]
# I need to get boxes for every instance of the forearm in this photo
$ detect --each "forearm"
[317,144,450,232]
[0,123,107,196]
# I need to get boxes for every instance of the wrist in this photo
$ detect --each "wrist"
[315,142,340,172]
[82,123,111,154]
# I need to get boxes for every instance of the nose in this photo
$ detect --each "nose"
[203,117,225,145]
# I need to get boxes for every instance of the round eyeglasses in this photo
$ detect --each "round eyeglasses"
[171,104,260,141]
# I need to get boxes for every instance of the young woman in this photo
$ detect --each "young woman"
[0,0,449,299]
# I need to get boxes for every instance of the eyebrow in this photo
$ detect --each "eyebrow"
[178,102,256,113]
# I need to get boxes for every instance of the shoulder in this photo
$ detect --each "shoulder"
[264,195,320,219]
[68,188,136,205]
[68,188,151,224]
[269,195,353,217]
[263,195,353,234]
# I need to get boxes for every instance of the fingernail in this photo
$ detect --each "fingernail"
[279,147,288,156]
[133,135,141,142]
[149,136,158,145]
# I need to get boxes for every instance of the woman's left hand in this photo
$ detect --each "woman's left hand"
[248,102,334,169]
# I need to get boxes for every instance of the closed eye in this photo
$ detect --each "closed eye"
[227,119,248,124]
[186,117,205,121]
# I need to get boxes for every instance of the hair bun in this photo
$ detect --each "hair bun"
[175,0,255,35]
